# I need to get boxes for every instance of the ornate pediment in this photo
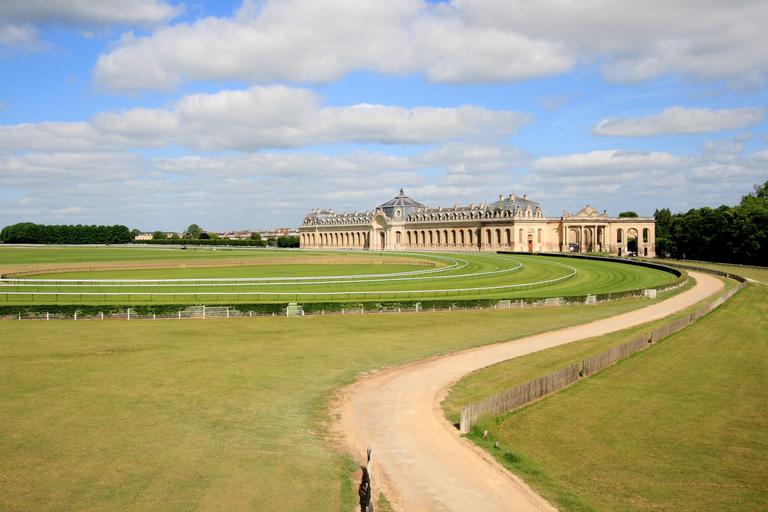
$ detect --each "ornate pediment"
[563,205,608,219]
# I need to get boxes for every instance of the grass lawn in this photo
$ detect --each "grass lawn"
[1,249,679,305]
[1,293,677,512]
[455,283,767,512]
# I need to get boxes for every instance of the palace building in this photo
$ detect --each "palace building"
[299,189,655,257]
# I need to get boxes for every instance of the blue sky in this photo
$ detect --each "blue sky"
[1,0,767,232]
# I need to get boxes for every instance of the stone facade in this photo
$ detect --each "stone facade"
[299,190,656,257]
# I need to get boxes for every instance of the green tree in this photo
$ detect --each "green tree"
[184,224,202,240]
[251,231,262,241]
[169,233,180,240]
[276,235,300,248]
[198,232,210,240]
[152,231,166,240]
[619,211,639,218]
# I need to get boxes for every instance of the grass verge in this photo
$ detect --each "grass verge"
[449,282,767,512]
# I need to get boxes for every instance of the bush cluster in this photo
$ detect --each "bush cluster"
[0,223,131,244]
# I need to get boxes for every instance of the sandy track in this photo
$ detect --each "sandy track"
[335,271,724,512]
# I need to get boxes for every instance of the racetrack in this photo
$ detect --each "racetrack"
[334,271,724,512]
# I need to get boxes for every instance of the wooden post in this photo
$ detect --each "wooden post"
[358,447,374,512]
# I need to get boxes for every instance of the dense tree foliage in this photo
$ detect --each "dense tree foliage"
[151,231,167,240]
[655,180,768,265]
[183,224,202,240]
[276,235,300,248]
[619,211,639,217]
[0,223,131,244]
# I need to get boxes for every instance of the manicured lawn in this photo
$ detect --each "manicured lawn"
[1,248,679,305]
[456,283,767,512]
[1,295,672,512]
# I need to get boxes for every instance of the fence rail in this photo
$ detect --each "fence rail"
[460,364,579,432]
[582,334,649,377]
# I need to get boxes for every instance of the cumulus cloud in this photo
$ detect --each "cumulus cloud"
[0,0,181,27]
[0,152,148,188]
[531,149,689,176]
[593,106,767,137]
[0,0,182,53]
[93,0,575,92]
[92,0,768,93]
[1,86,532,153]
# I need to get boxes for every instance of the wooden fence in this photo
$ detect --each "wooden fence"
[582,334,649,377]
[459,279,749,432]
[460,364,579,432]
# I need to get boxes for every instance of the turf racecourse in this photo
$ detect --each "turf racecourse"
[0,246,676,305]
[444,279,767,512]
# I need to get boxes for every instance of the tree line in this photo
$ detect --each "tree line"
[0,223,131,245]
[655,180,768,266]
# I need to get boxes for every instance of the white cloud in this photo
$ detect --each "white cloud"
[0,153,148,187]
[530,149,689,176]
[93,0,575,92]
[0,0,182,53]
[1,86,532,153]
[593,106,767,137]
[0,0,181,27]
[92,0,768,92]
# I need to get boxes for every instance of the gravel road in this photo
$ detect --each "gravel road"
[335,271,724,512]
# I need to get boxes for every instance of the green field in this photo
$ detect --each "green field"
[446,282,767,512]
[4,246,744,512]
[0,286,691,511]
[0,247,678,304]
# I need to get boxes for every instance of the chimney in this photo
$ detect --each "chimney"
[523,194,528,200]
[509,194,514,200]
[499,194,504,201]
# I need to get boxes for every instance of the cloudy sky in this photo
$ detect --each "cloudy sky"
[2,0,767,232]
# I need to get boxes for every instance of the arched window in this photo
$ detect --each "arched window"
[485,229,491,244]
[468,230,474,245]
[396,231,401,244]
[407,231,412,245]
[495,229,501,244]
[451,230,456,245]
[519,229,524,243]
[429,231,434,245]
[617,229,623,243]
[643,228,649,243]
[460,230,465,245]
[505,229,511,244]
[436,230,441,245]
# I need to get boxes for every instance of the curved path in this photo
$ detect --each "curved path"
[335,271,724,511]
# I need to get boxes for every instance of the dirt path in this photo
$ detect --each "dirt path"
[335,271,724,511]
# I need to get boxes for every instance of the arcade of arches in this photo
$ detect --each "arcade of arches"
[299,192,656,257]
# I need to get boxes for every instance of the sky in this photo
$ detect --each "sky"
[1,0,767,232]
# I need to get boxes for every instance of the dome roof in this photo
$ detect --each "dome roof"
[377,189,425,220]
[377,189,425,209]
